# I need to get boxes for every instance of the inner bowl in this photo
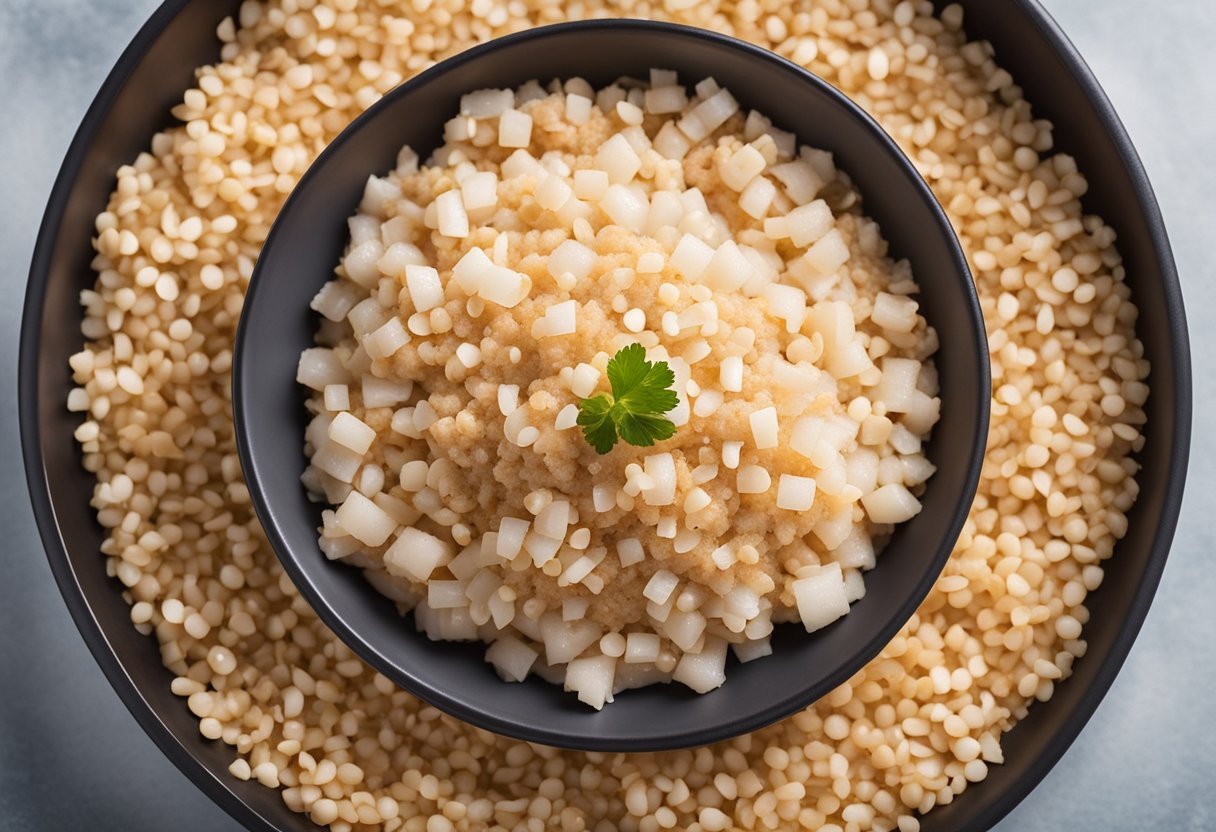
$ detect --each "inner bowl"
[233,18,988,752]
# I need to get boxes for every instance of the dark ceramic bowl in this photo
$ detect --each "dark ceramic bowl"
[19,1,1189,830]
[231,19,988,752]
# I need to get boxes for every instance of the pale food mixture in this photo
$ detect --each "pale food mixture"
[301,74,939,707]
[69,0,1148,829]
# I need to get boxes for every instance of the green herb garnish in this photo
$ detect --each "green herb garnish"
[577,344,679,454]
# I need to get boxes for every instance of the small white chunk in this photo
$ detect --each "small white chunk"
[792,562,850,632]
[749,407,779,449]
[565,655,616,710]
[643,570,680,604]
[497,108,533,148]
[776,474,817,512]
[736,465,772,494]
[328,412,377,454]
[335,491,396,547]
[861,483,923,523]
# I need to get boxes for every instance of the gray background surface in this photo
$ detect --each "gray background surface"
[0,1,1210,829]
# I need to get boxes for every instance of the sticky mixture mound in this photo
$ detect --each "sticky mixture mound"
[68,0,1150,828]
[300,72,940,707]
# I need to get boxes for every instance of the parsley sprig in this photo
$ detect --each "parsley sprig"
[577,344,679,454]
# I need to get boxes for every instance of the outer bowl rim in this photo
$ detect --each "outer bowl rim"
[18,1,1190,830]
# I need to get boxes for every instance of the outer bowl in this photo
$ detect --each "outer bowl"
[232,19,988,753]
[19,1,1189,830]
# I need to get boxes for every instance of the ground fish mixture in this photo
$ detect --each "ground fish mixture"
[68,0,1148,829]
[302,74,939,707]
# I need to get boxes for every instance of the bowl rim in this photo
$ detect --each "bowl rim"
[18,1,1190,830]
[231,16,989,752]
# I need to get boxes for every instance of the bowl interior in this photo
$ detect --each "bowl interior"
[233,19,988,751]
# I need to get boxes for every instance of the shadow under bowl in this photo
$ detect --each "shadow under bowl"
[232,19,989,752]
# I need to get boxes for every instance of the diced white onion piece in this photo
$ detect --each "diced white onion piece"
[861,483,923,523]
[719,144,767,191]
[496,517,530,559]
[739,176,777,219]
[803,228,850,275]
[543,300,577,336]
[761,283,807,333]
[720,355,744,392]
[644,85,688,114]
[343,239,384,288]
[555,403,579,430]
[600,184,648,232]
[737,465,772,494]
[770,159,824,204]
[455,342,481,368]
[595,133,642,184]
[548,239,595,281]
[435,189,469,238]
[485,634,538,683]
[570,363,600,398]
[478,265,530,308]
[460,88,513,118]
[363,317,409,359]
[297,348,348,390]
[685,89,739,137]
[617,538,645,567]
[749,407,779,449]
[733,637,773,663]
[624,632,661,664]
[497,108,533,148]
[460,170,498,212]
[534,500,570,540]
[383,527,454,581]
[536,172,573,211]
[664,610,706,651]
[710,544,736,570]
[311,279,361,321]
[701,240,755,292]
[497,384,519,417]
[643,569,679,604]
[323,384,350,412]
[428,581,469,609]
[565,655,616,710]
[524,531,562,567]
[833,528,876,570]
[328,412,376,454]
[312,439,363,484]
[335,491,396,547]
[874,357,921,413]
[642,453,677,506]
[776,474,817,512]
[572,169,609,200]
[451,246,494,293]
[871,292,920,333]
[565,93,593,124]
[540,615,601,665]
[670,234,715,282]
[653,121,692,160]
[377,241,427,278]
[672,636,727,693]
[792,562,850,632]
[790,416,826,461]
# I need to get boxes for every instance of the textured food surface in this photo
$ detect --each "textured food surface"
[67,1,1147,830]
[302,77,939,706]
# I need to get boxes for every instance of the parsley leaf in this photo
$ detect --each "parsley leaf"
[576,344,679,454]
